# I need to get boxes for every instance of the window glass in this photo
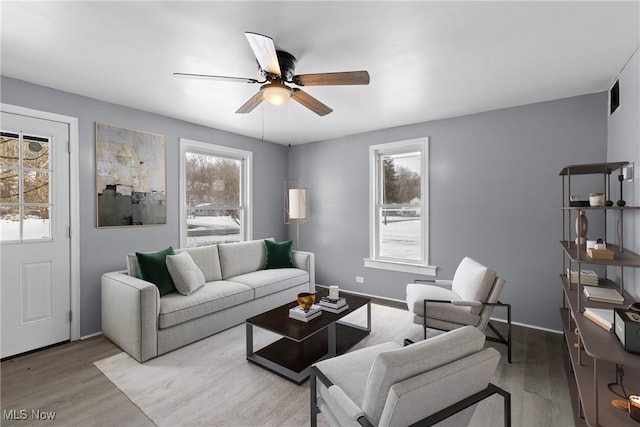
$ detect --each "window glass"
[0,132,52,242]
[367,138,430,274]
[185,152,242,247]
[180,139,252,248]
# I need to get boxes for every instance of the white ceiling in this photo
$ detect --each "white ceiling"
[1,1,639,145]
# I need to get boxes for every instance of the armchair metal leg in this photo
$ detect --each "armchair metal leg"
[485,301,512,364]
[310,369,318,427]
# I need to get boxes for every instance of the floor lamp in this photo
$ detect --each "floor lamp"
[285,180,309,250]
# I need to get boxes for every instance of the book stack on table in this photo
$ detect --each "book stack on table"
[289,304,322,322]
[318,296,349,314]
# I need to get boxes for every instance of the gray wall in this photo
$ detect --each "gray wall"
[1,76,289,336]
[288,92,608,331]
[608,46,640,299]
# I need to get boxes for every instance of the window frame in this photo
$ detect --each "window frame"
[179,138,252,248]
[364,137,436,276]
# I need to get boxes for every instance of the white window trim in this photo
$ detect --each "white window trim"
[364,137,436,276]
[179,138,252,248]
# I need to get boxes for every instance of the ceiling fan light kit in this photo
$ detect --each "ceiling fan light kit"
[260,82,292,106]
[175,32,370,116]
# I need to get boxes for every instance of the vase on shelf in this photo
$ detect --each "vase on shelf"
[575,210,588,246]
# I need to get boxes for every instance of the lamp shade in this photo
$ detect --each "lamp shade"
[261,82,292,106]
[289,189,307,220]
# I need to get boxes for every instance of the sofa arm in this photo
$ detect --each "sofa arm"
[292,250,315,291]
[101,271,160,362]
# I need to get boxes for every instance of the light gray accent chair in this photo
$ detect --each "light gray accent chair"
[405,256,512,363]
[310,326,511,427]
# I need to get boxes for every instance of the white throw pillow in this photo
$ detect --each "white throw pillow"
[165,251,205,296]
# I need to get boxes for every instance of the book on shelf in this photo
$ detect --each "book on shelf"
[583,307,614,332]
[289,310,322,322]
[566,268,599,285]
[319,304,349,314]
[582,286,624,304]
[319,296,347,309]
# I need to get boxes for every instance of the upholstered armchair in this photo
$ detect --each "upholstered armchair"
[406,256,512,363]
[310,326,510,427]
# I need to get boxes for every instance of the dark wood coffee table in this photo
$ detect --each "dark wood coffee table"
[245,289,371,384]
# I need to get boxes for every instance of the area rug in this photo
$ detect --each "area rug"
[94,303,427,427]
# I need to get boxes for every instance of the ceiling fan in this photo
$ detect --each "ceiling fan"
[174,32,370,116]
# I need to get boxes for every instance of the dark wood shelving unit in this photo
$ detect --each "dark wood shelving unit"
[559,162,640,427]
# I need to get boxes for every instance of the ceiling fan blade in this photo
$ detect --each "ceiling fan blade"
[173,72,260,84]
[291,88,332,116]
[293,71,370,86]
[245,32,281,76]
[235,91,264,114]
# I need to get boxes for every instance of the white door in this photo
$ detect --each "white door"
[0,112,71,358]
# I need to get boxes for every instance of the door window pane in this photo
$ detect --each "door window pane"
[23,207,50,240]
[23,137,50,169]
[0,133,19,167]
[0,168,19,203]
[23,171,50,204]
[0,206,20,241]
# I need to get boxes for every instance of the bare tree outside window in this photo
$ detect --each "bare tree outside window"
[0,133,51,241]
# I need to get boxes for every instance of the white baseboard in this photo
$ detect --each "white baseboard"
[316,283,563,335]
[80,331,103,340]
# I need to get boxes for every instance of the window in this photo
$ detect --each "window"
[0,131,52,242]
[365,137,435,275]
[179,138,252,248]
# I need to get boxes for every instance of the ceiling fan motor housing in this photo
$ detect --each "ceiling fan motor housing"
[261,50,297,81]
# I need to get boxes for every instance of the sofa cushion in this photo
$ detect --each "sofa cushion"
[314,341,400,408]
[230,268,308,298]
[451,257,496,315]
[166,251,206,296]
[264,240,294,269]
[158,281,253,329]
[218,239,267,279]
[136,247,177,296]
[406,284,481,327]
[178,245,222,282]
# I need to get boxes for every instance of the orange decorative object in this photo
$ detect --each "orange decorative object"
[297,292,316,311]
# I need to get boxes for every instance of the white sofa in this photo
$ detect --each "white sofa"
[101,239,315,362]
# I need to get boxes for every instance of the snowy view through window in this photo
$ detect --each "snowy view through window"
[1,132,52,242]
[185,152,241,247]
[379,151,422,261]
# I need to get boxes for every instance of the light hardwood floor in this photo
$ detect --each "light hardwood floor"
[1,322,581,426]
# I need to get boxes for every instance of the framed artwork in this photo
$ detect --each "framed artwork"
[95,122,167,227]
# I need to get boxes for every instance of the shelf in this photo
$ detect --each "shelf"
[560,308,640,427]
[560,241,640,267]
[559,162,628,176]
[561,206,640,211]
[558,161,639,427]
[561,276,638,365]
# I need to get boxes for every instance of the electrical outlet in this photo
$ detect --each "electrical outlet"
[623,163,634,182]
[355,276,364,284]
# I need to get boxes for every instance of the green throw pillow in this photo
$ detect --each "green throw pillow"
[264,240,294,269]
[136,246,177,296]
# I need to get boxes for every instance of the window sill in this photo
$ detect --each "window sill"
[363,258,437,276]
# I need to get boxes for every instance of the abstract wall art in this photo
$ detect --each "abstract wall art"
[95,122,166,227]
